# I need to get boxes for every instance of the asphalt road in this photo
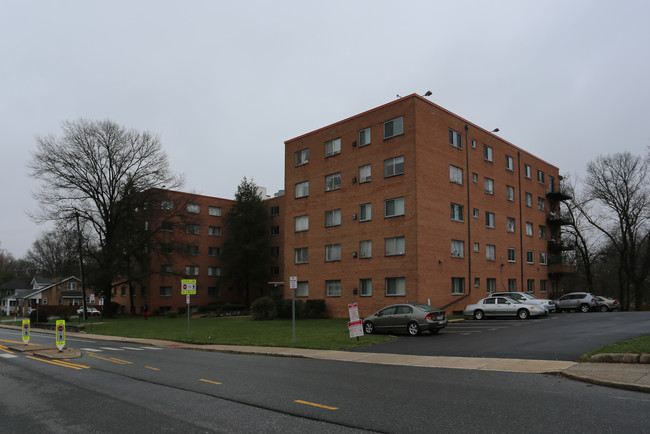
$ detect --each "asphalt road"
[353,311,650,360]
[2,327,650,433]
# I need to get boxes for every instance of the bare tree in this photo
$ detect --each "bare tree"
[25,227,79,277]
[28,119,184,312]
[581,151,650,310]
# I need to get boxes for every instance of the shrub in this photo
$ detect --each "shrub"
[250,296,277,320]
[276,298,304,319]
[304,299,327,318]
[29,309,49,323]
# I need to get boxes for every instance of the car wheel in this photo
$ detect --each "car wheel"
[474,310,485,320]
[599,305,609,312]
[580,304,591,313]
[518,309,530,319]
[363,321,375,334]
[407,322,420,336]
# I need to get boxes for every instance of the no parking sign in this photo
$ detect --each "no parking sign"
[55,320,65,351]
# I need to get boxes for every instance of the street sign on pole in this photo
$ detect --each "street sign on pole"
[181,279,197,295]
[22,319,30,344]
[55,320,65,351]
[290,276,297,345]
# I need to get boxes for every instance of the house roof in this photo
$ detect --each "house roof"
[0,278,30,290]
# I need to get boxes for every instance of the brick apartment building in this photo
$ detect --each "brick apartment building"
[283,94,571,318]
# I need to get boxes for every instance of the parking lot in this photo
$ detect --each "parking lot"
[351,311,650,361]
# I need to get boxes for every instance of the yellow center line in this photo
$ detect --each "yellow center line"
[0,346,15,354]
[199,378,222,385]
[25,355,90,370]
[294,400,338,410]
[86,353,132,365]
[145,366,160,371]
[0,339,37,345]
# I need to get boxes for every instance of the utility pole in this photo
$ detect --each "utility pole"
[75,212,88,320]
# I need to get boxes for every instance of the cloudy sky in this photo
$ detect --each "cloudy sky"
[2,0,649,258]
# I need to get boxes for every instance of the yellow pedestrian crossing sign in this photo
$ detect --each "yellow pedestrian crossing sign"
[181,279,196,295]
[56,320,65,351]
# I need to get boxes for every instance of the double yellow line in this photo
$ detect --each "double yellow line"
[86,353,133,365]
[25,355,90,370]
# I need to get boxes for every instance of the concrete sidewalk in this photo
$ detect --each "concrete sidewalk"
[3,326,649,394]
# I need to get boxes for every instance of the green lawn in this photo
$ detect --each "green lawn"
[579,334,650,360]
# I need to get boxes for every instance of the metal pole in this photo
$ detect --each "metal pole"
[187,296,190,339]
[75,212,88,320]
[292,287,295,345]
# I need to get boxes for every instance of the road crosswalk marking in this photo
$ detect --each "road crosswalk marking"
[1,353,18,358]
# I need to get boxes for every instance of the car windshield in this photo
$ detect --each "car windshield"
[524,293,539,299]
[412,303,440,312]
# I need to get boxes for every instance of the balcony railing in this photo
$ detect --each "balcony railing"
[546,188,572,201]
[548,263,575,275]
[548,239,575,252]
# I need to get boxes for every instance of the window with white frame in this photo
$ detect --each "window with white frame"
[539,252,548,265]
[526,222,533,236]
[449,129,462,149]
[208,226,221,236]
[538,197,546,211]
[474,277,480,288]
[295,148,309,166]
[359,240,372,258]
[359,203,371,222]
[474,242,480,252]
[270,206,279,216]
[295,247,308,264]
[484,145,493,162]
[187,245,199,256]
[451,203,464,222]
[525,192,533,207]
[270,226,279,236]
[472,172,478,183]
[160,286,172,297]
[450,165,463,185]
[295,215,309,232]
[325,209,341,227]
[384,156,404,177]
[487,278,496,293]
[471,139,477,149]
[451,240,465,258]
[160,264,173,274]
[296,281,309,297]
[359,128,371,147]
[326,280,341,297]
[484,178,494,194]
[508,279,517,291]
[539,225,547,239]
[485,212,495,228]
[505,155,514,171]
[524,164,531,178]
[508,248,516,262]
[67,281,77,290]
[385,236,405,256]
[507,217,516,233]
[384,117,403,139]
[506,185,515,201]
[325,244,341,262]
[325,138,341,157]
[161,221,173,232]
[360,278,372,296]
[295,181,309,198]
[208,247,220,257]
[325,173,341,191]
[451,277,465,295]
[185,266,199,276]
[385,277,406,296]
[473,208,479,218]
[186,224,200,235]
[537,170,545,184]
[359,164,371,183]
[540,280,547,293]
[208,266,221,277]
[486,244,496,261]
[187,203,200,214]
[526,250,534,264]
[385,197,405,217]
[209,206,222,216]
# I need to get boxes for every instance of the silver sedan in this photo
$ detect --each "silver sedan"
[463,297,547,320]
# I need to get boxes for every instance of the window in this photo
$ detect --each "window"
[483,145,493,162]
[540,280,547,293]
[506,185,515,201]
[508,248,516,262]
[161,200,174,210]
[270,206,280,216]
[485,212,495,229]
[359,203,371,222]
[295,247,308,264]
[270,266,279,276]
[186,224,200,235]
[385,236,405,256]
[270,246,280,257]
[524,164,531,178]
[161,221,173,232]
[325,173,341,191]
[473,208,479,219]
[385,197,405,217]
[525,192,533,207]
[537,170,545,184]
[295,215,309,232]
[325,244,341,262]
[474,277,480,288]
[539,252,548,265]
[185,266,199,276]
[208,266,221,277]
[160,264,173,274]
[539,225,547,239]
[449,129,462,149]
[359,240,372,258]
[526,222,533,236]
[295,148,309,166]
[385,277,406,296]
[208,287,220,297]
[208,247,220,257]
[508,279,517,291]
[270,226,279,236]
[161,243,174,255]
[450,165,463,185]
[325,209,341,227]
[360,278,372,296]
[487,278,496,293]
[187,245,199,256]
[538,197,546,211]
[486,244,496,261]
[484,178,494,195]
[359,128,371,147]
[295,181,309,198]
[471,139,477,149]
[384,117,403,139]
[208,226,221,236]
[526,250,534,264]
[474,242,480,252]
[209,206,222,216]
[160,286,172,297]
[359,164,371,183]
[451,203,464,222]
[384,156,404,177]
[67,282,77,290]
[507,217,516,233]
[451,240,465,258]
[326,280,341,297]
[505,155,514,171]
[472,172,478,183]
[451,277,465,295]
[325,138,341,157]
[187,203,200,214]
[296,282,309,297]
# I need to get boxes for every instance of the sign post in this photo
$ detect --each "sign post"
[22,319,30,344]
[55,320,65,352]
[289,276,297,345]
[181,279,197,339]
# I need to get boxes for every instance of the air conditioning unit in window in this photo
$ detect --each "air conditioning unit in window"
[352,213,357,220]
[352,251,358,258]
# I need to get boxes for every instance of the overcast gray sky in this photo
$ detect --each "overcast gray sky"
[2,0,649,258]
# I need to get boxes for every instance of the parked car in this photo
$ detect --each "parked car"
[596,296,620,312]
[362,303,447,336]
[463,296,547,320]
[553,292,598,313]
[488,291,556,313]
[76,307,101,316]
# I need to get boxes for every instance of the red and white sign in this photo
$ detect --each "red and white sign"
[347,303,364,338]
[289,276,297,289]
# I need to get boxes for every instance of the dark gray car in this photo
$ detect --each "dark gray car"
[553,292,598,312]
[363,303,447,336]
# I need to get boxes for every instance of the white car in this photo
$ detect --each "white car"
[76,307,101,316]
[488,291,556,313]
[463,296,548,320]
